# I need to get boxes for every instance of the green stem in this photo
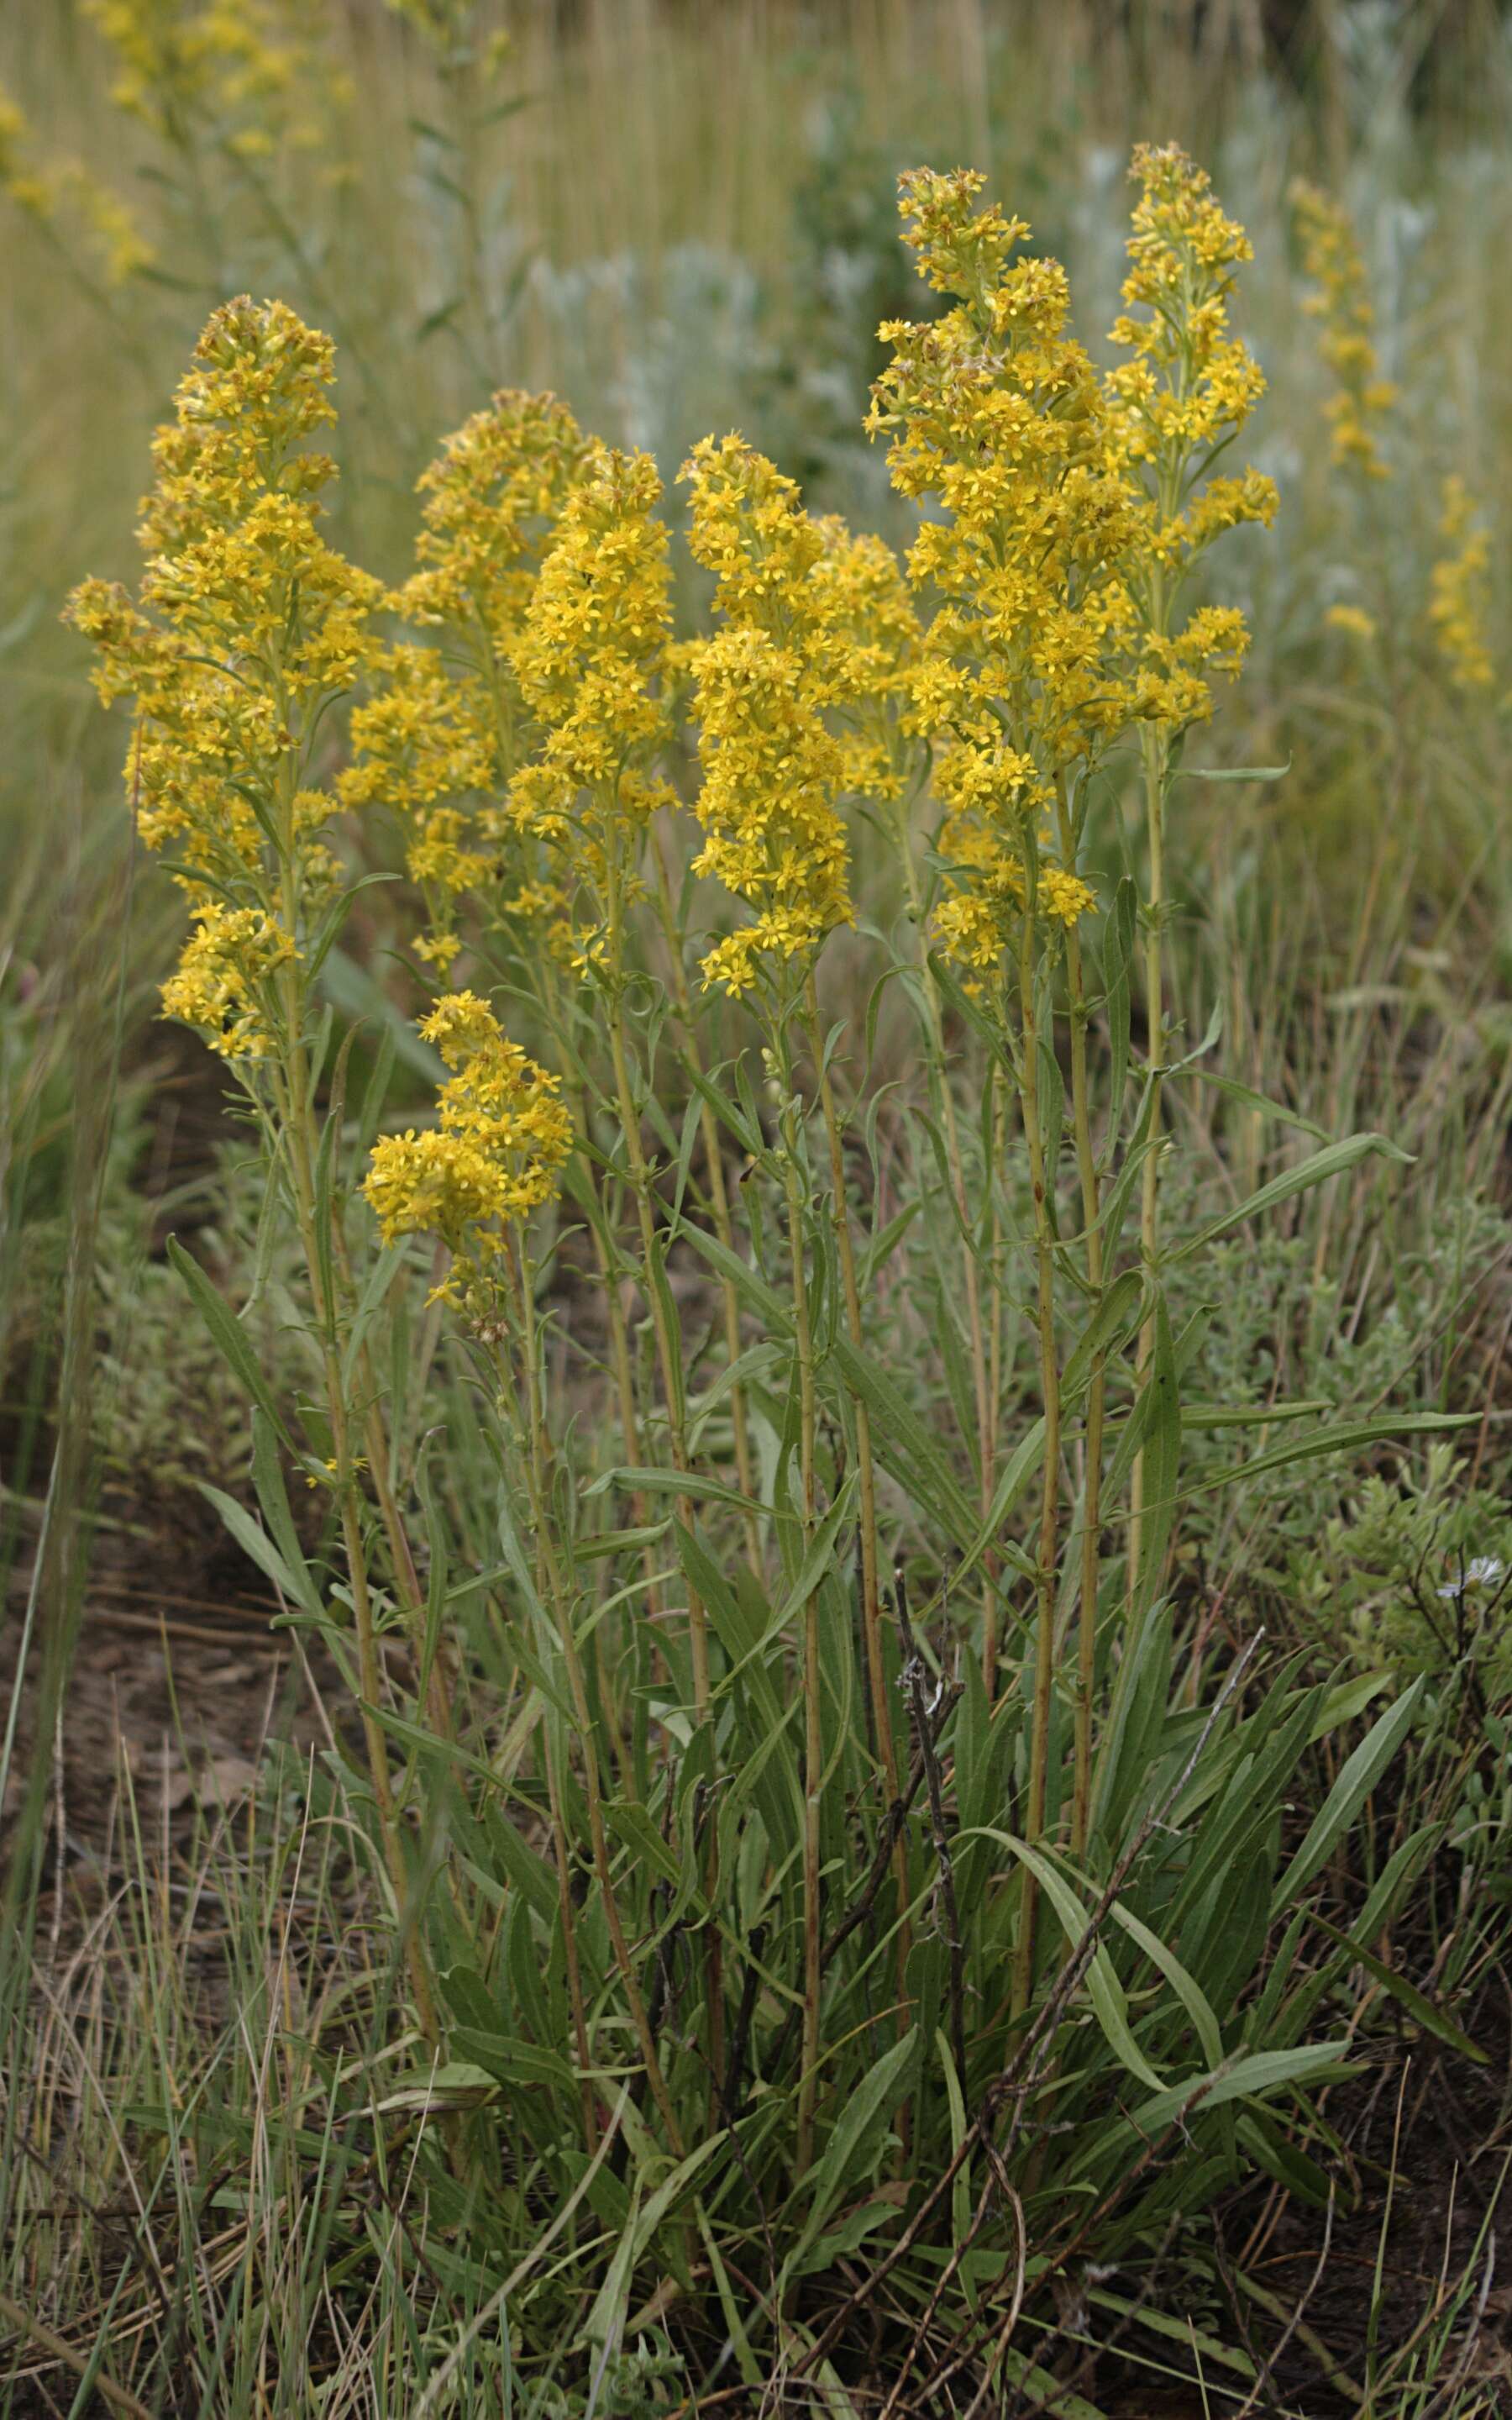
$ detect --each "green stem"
[776,1040,823,2177]
[1009,910,1063,2026]
[651,829,761,1573]
[802,974,911,2010]
[602,844,723,2102]
[1055,785,1106,1864]
[508,1238,684,2155]
[893,799,1000,1692]
[1129,721,1168,1627]
[604,881,711,1723]
[275,1037,440,2049]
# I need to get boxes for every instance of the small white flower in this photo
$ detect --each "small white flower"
[1437,1557,1505,1601]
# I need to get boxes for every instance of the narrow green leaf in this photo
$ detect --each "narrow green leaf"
[785,2028,917,2281]
[1310,1914,1487,2063]
[1110,2042,1353,2151]
[604,1802,681,1889]
[168,1236,296,1452]
[197,1482,314,1612]
[1174,759,1291,784]
[1173,1065,1329,1143]
[1132,1293,1180,1622]
[1271,1680,1425,1915]
[1195,1412,1473,1496]
[581,2134,728,2348]
[1173,1132,1412,1259]
[584,1465,759,1515]
[1061,1270,1145,1402]
[963,1831,1162,2090]
[250,1412,323,1617]
[1105,1899,1225,2070]
[1104,876,1138,1123]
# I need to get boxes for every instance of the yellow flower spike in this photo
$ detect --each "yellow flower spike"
[404,388,591,649]
[1291,179,1396,482]
[504,442,675,958]
[679,438,864,996]
[871,168,1139,974]
[364,991,571,1319]
[1105,145,1274,739]
[1429,476,1495,692]
[348,389,593,968]
[66,297,384,1043]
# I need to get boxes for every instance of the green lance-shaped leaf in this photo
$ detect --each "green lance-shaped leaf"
[1268,1674,1422,1916]
[963,1831,1163,2090]
[780,2026,918,2286]
[1271,1679,1425,1916]
[197,1481,319,1617]
[1172,1131,1412,1260]
[168,1235,297,1454]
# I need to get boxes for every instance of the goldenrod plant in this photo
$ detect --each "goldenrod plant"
[55,136,1494,2407]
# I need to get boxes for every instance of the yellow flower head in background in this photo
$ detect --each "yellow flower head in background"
[1428,476,1494,693]
[0,76,155,285]
[680,435,860,997]
[87,0,333,157]
[364,991,571,1306]
[1325,602,1378,644]
[1291,179,1396,481]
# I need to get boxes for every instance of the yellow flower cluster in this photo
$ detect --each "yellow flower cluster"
[869,168,1138,972]
[680,436,860,997]
[86,0,335,158]
[66,297,381,1060]
[160,903,294,1060]
[1290,179,1395,481]
[1108,144,1277,659]
[1090,145,1276,759]
[807,518,923,807]
[364,991,571,1306]
[507,445,675,961]
[1428,476,1494,692]
[0,80,154,285]
[930,823,1099,972]
[1325,602,1378,644]
[404,389,591,646]
[1109,145,1267,460]
[345,390,591,969]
